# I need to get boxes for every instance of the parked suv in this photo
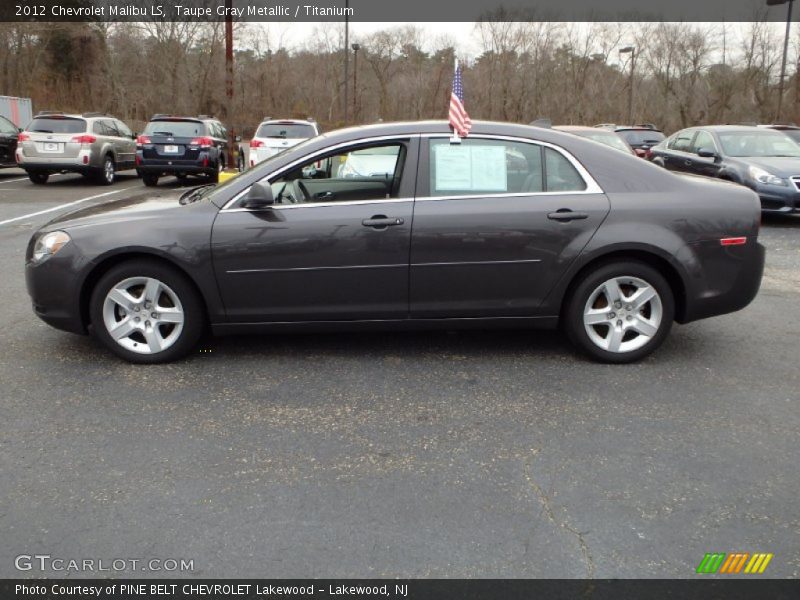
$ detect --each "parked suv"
[16,112,136,184]
[248,118,319,167]
[136,115,231,186]
[0,114,22,168]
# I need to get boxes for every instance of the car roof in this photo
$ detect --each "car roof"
[258,119,316,126]
[692,125,788,134]
[555,125,617,134]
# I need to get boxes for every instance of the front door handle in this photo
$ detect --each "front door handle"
[685,159,693,166]
[547,209,589,222]
[362,215,404,229]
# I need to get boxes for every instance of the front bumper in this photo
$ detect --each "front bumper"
[749,182,800,212]
[25,245,86,335]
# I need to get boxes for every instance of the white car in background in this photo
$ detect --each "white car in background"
[248,118,319,167]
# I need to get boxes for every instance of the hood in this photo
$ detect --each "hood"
[42,188,194,232]
[736,156,800,177]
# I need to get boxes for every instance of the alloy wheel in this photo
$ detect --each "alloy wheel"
[582,276,663,353]
[102,276,185,354]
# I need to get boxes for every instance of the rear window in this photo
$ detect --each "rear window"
[579,131,631,153]
[256,123,316,139]
[27,117,86,134]
[144,120,206,137]
[619,130,665,145]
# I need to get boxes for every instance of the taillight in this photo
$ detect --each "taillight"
[249,139,264,148]
[720,237,747,246]
[71,134,97,145]
[190,136,213,148]
[18,132,30,142]
[136,135,151,146]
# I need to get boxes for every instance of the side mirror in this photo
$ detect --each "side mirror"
[235,135,242,143]
[241,182,274,208]
[697,147,717,159]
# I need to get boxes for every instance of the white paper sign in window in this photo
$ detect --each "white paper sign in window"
[433,144,507,192]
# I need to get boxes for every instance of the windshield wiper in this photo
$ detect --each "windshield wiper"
[179,183,215,205]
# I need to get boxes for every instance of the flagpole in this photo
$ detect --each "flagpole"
[450,57,461,144]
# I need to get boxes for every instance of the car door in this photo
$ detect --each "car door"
[113,119,136,169]
[0,115,19,166]
[409,136,610,318]
[211,136,419,322]
[660,130,697,173]
[688,130,723,178]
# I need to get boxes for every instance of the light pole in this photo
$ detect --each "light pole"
[767,0,795,122]
[343,0,349,124]
[352,43,360,122]
[225,0,235,169]
[619,46,635,125]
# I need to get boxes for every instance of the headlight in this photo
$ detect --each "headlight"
[748,166,787,186]
[32,230,71,263]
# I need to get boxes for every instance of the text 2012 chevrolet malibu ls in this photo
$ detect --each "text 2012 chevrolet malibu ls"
[26,121,765,363]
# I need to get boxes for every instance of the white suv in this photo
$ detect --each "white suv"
[248,118,319,167]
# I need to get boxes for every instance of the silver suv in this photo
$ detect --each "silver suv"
[17,112,137,185]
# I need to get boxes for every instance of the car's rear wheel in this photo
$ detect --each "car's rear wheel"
[142,173,159,187]
[564,261,674,363]
[208,156,223,183]
[89,260,204,363]
[96,155,115,185]
[28,171,49,185]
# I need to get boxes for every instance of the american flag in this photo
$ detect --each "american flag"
[449,59,472,137]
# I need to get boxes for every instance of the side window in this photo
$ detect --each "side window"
[544,147,587,192]
[92,121,105,135]
[669,132,694,152]
[691,131,715,154]
[0,116,17,134]
[428,138,544,196]
[115,120,132,138]
[103,120,120,137]
[267,142,406,205]
[217,122,227,140]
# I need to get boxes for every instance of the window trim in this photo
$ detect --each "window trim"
[221,134,419,211]
[418,133,603,200]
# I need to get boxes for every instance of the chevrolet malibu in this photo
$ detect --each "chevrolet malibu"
[26,121,765,364]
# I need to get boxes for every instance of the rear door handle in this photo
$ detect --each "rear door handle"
[315,191,334,200]
[547,210,589,222]
[362,215,404,228]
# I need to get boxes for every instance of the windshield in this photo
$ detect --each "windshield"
[144,120,205,138]
[0,115,18,134]
[256,123,315,139]
[777,129,800,143]
[619,130,665,145]
[718,131,800,157]
[579,131,631,153]
[27,117,86,134]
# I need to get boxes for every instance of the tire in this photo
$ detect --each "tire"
[96,155,115,185]
[563,260,675,363]
[28,171,49,185]
[208,156,223,183]
[89,260,205,363]
[237,153,245,172]
[175,173,188,182]
[142,173,159,187]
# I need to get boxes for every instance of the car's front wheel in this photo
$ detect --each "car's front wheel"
[89,260,204,363]
[564,261,674,363]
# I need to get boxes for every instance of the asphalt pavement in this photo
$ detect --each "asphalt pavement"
[0,168,797,578]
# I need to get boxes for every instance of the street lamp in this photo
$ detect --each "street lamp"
[352,43,361,122]
[619,46,636,125]
[343,0,350,124]
[767,0,795,122]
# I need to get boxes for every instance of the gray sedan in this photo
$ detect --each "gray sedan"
[25,121,765,363]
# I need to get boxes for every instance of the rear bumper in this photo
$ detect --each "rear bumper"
[20,162,98,174]
[681,241,765,323]
[136,154,217,175]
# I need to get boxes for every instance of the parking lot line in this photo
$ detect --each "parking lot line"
[0,188,127,228]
